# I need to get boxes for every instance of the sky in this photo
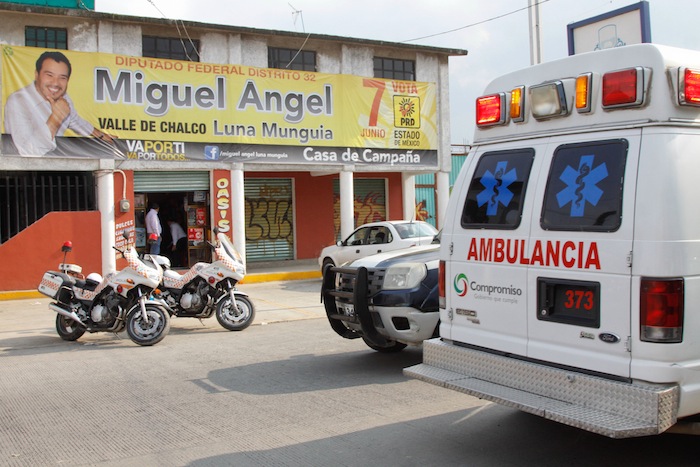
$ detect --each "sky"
[95,0,700,145]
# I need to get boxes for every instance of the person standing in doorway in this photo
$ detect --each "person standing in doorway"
[166,218,187,267]
[145,203,162,255]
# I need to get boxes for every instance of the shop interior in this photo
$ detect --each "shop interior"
[134,191,212,269]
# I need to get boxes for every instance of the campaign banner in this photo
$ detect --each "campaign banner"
[1,45,438,167]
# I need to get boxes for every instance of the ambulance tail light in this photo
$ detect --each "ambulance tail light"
[602,67,648,108]
[640,278,683,343]
[679,67,700,106]
[438,260,445,309]
[476,93,507,127]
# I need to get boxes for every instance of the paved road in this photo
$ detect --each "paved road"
[1,280,698,466]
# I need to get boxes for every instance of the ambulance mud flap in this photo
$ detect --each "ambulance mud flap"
[405,339,680,438]
[321,265,388,346]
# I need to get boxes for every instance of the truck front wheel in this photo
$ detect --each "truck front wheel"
[362,337,407,353]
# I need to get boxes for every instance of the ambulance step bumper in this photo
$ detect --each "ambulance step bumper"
[404,338,679,438]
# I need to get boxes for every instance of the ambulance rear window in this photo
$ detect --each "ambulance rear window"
[461,149,535,229]
[541,140,628,232]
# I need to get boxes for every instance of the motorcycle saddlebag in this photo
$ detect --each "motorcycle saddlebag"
[38,271,73,300]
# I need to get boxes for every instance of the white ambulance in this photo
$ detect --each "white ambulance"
[405,43,700,438]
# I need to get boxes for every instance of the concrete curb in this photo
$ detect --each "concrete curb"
[240,270,322,284]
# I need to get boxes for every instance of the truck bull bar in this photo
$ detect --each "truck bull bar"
[321,265,389,348]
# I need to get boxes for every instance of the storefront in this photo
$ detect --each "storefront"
[0,5,465,291]
[133,171,212,266]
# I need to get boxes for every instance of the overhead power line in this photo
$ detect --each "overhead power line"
[144,0,201,61]
[402,0,552,43]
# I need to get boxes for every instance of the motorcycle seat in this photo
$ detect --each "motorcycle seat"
[74,278,100,291]
[163,269,184,280]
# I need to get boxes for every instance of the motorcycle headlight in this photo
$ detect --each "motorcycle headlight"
[382,262,427,290]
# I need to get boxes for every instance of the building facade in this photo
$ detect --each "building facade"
[0,2,466,291]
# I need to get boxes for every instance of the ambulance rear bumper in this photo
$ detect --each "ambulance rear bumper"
[404,338,680,438]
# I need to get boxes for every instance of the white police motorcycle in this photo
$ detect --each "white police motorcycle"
[150,229,255,331]
[38,232,171,346]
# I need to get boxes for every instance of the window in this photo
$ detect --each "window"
[268,47,316,71]
[541,140,628,231]
[0,171,96,244]
[394,222,438,239]
[25,27,67,49]
[461,149,535,229]
[374,57,415,81]
[370,227,391,244]
[143,36,199,61]
[346,227,370,246]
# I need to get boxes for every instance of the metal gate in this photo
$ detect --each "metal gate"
[133,171,210,192]
[332,178,386,241]
[244,178,294,262]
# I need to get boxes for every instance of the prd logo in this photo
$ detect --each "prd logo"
[393,95,421,128]
[454,273,469,297]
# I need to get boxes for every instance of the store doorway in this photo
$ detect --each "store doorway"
[135,191,211,269]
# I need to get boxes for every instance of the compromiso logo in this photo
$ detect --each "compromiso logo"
[470,280,523,297]
[453,273,468,297]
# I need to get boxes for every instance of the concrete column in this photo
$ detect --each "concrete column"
[231,166,246,264]
[340,169,354,240]
[402,173,416,221]
[96,167,116,275]
[436,170,450,230]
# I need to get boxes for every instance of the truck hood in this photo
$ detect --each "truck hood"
[348,244,440,269]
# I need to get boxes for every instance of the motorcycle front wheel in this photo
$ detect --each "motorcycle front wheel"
[216,294,255,331]
[125,304,171,346]
[56,314,85,341]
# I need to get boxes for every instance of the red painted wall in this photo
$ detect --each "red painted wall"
[0,211,102,291]
[247,172,403,260]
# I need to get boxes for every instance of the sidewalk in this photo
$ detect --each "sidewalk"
[0,259,322,301]
[0,276,326,350]
[243,259,321,283]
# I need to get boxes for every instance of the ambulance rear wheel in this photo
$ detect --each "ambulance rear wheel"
[56,314,85,341]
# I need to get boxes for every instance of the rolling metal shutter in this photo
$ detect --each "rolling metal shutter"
[133,171,210,192]
[332,178,386,241]
[244,178,294,262]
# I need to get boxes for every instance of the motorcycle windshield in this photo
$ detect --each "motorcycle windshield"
[217,232,246,278]
[125,247,163,284]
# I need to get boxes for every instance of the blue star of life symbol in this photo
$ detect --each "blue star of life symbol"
[556,155,608,217]
[476,161,517,216]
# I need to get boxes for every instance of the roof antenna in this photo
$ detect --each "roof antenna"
[288,3,305,33]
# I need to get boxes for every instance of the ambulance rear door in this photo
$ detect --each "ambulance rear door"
[443,138,546,356]
[525,131,639,379]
